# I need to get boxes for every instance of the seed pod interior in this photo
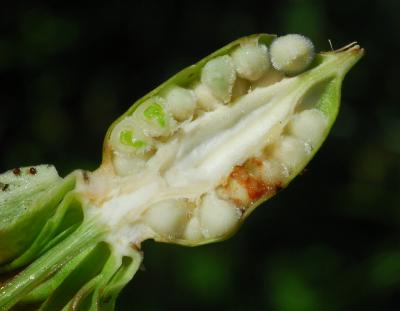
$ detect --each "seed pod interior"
[79,34,364,247]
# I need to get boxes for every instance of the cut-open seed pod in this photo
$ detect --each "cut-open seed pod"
[0,33,363,310]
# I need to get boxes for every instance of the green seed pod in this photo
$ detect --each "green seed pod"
[0,34,363,311]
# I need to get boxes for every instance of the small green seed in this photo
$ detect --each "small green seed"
[110,117,154,154]
[143,103,166,127]
[119,130,147,149]
[133,97,176,137]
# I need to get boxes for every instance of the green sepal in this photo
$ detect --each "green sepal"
[0,165,75,265]
[0,219,106,310]
[0,178,81,273]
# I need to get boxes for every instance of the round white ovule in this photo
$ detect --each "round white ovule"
[143,199,188,238]
[192,82,221,111]
[199,192,240,238]
[261,159,289,184]
[165,86,197,121]
[271,136,309,171]
[270,34,315,75]
[287,109,327,147]
[231,42,270,81]
[201,55,236,103]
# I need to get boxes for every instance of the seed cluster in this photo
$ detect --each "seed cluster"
[107,34,326,242]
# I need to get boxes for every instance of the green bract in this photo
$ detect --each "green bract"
[0,33,363,310]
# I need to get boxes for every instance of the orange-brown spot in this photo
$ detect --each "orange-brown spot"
[230,162,269,202]
[83,171,90,183]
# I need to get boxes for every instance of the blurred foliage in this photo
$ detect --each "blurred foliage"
[0,0,399,310]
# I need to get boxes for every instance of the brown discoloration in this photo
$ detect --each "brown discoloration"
[29,167,37,175]
[83,171,90,183]
[1,183,9,191]
[230,161,271,202]
[13,168,21,176]
[224,157,285,207]
[131,243,141,251]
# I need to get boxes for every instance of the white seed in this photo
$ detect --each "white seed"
[133,97,177,137]
[231,42,270,81]
[183,217,203,241]
[165,86,197,121]
[192,83,221,111]
[271,136,309,171]
[270,34,315,75]
[251,68,285,89]
[143,199,188,237]
[221,178,249,204]
[231,77,250,100]
[260,159,289,184]
[112,153,146,176]
[199,192,240,238]
[110,117,154,155]
[201,55,236,103]
[287,109,327,147]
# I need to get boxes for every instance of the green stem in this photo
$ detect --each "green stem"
[0,220,106,311]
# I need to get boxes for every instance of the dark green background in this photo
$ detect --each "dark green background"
[1,1,399,310]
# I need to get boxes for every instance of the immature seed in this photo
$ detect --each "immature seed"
[269,136,309,172]
[133,97,176,137]
[199,192,240,238]
[270,34,315,75]
[143,199,188,237]
[231,42,270,81]
[201,55,236,103]
[110,117,154,155]
[287,109,327,147]
[113,153,147,176]
[260,159,289,185]
[165,86,197,121]
[192,83,221,111]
